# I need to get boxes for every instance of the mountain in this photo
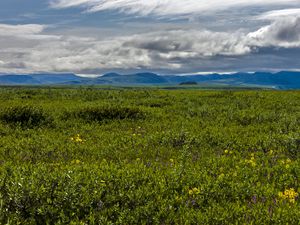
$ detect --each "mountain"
[1,71,300,89]
[0,73,80,85]
[96,72,168,84]
[33,73,81,84]
[0,75,41,85]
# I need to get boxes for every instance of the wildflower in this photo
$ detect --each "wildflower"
[71,134,84,143]
[224,149,229,154]
[170,158,174,163]
[71,159,81,164]
[278,188,298,203]
[188,187,200,195]
[280,158,293,168]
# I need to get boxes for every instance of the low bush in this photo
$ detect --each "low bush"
[64,106,145,122]
[0,105,52,128]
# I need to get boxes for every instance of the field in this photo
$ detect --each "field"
[0,87,300,224]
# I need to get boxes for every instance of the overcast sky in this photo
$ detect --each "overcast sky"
[0,0,300,75]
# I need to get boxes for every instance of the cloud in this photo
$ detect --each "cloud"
[0,24,45,36]
[256,8,300,20]
[50,0,300,16]
[1,16,300,74]
[248,16,300,48]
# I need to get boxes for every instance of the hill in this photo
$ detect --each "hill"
[1,71,300,89]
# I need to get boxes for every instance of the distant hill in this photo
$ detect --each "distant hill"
[1,71,300,89]
[96,72,168,84]
[0,73,81,85]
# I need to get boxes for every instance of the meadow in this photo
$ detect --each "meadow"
[0,87,300,224]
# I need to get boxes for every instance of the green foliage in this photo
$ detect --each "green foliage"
[64,106,145,123]
[0,105,52,128]
[0,87,300,224]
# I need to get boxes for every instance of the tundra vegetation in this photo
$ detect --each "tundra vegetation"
[0,87,300,224]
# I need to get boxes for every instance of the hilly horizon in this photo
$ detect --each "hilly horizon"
[1,71,300,89]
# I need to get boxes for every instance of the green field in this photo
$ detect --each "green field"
[0,87,300,224]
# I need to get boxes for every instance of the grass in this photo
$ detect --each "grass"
[0,87,300,224]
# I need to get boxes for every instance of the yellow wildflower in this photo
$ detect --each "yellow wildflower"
[71,134,84,143]
[71,159,81,164]
[188,187,200,195]
[278,188,298,203]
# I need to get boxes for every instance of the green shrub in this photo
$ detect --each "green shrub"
[0,105,52,128]
[65,106,145,122]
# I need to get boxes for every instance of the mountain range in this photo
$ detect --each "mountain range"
[1,71,300,89]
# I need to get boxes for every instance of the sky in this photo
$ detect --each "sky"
[0,0,300,75]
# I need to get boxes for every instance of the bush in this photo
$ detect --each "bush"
[65,106,145,122]
[0,105,52,128]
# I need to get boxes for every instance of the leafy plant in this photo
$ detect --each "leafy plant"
[0,105,52,128]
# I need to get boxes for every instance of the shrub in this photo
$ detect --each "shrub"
[0,105,52,128]
[65,106,145,122]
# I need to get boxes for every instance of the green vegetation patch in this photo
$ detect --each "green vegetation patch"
[64,106,146,123]
[0,87,300,224]
[0,105,52,128]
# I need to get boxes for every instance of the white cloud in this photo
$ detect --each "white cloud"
[1,16,300,74]
[257,8,300,20]
[0,24,45,36]
[50,0,300,16]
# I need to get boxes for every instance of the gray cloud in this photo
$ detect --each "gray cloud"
[248,16,300,47]
[0,16,300,74]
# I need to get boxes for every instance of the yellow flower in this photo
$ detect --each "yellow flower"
[192,187,200,194]
[71,159,81,164]
[188,187,200,195]
[224,150,229,154]
[71,134,84,143]
[278,188,298,203]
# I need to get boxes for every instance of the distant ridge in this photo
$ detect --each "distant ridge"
[1,71,300,89]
